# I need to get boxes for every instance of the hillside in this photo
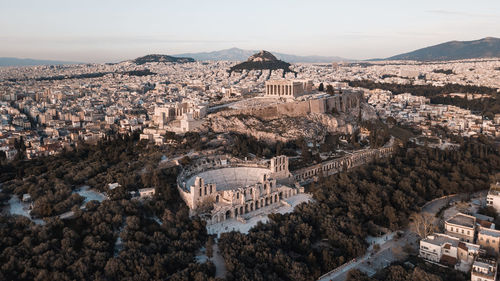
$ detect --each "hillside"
[386,37,500,61]
[176,47,349,63]
[229,50,295,74]
[132,54,195,65]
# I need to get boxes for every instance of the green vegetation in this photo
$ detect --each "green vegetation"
[229,61,296,75]
[218,136,500,280]
[432,69,454,75]
[0,133,214,280]
[7,69,156,82]
[133,54,195,65]
[1,129,499,280]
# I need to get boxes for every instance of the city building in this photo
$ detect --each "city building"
[477,226,500,256]
[487,182,500,213]
[265,79,313,99]
[138,188,156,199]
[445,213,477,242]
[471,258,497,281]
[419,233,480,270]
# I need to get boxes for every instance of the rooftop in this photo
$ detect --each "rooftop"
[446,213,476,228]
[479,228,500,238]
[422,233,460,248]
[488,182,500,196]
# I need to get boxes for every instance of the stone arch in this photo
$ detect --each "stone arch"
[215,195,219,203]
[234,208,239,216]
[256,200,260,209]
[239,206,243,215]
[225,210,231,220]
[275,194,278,202]
[279,191,283,200]
[245,204,249,213]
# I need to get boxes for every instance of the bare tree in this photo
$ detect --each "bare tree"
[391,245,407,260]
[410,212,437,239]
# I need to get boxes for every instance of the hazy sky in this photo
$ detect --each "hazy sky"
[1,0,500,62]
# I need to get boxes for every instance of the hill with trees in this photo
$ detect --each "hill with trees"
[229,50,295,75]
[385,37,500,61]
[132,54,195,65]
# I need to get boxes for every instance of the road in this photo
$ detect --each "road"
[318,190,486,281]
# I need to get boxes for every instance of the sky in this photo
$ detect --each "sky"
[1,0,500,62]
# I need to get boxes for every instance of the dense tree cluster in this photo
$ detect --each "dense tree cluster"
[0,134,215,280]
[228,133,298,159]
[432,69,454,75]
[347,80,500,118]
[1,127,499,280]
[218,137,500,281]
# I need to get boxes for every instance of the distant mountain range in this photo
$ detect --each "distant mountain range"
[0,57,81,67]
[176,48,349,63]
[384,37,500,61]
[131,54,194,65]
[4,37,500,66]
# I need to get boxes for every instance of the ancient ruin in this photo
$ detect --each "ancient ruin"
[177,155,303,225]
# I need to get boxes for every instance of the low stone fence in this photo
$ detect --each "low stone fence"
[293,146,394,183]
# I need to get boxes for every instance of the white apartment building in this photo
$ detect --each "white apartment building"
[471,258,497,281]
[419,233,479,268]
[487,183,500,213]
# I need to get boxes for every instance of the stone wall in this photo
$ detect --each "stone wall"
[292,146,394,183]
[216,91,362,120]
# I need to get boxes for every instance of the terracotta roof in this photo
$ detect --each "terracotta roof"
[440,254,457,266]
[479,219,493,228]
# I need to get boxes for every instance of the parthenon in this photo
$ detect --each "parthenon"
[265,79,313,99]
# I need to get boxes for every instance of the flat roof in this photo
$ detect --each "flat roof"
[446,213,476,228]
[479,228,500,238]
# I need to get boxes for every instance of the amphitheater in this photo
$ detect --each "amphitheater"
[178,155,303,225]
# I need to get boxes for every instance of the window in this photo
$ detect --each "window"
[461,229,464,234]
[451,227,454,232]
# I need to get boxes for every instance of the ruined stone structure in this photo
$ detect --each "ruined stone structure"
[153,101,207,128]
[293,147,394,183]
[265,79,313,99]
[217,90,362,120]
[177,155,302,225]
